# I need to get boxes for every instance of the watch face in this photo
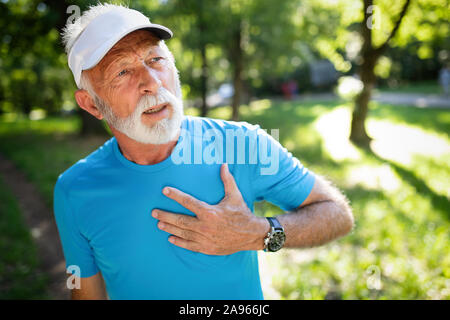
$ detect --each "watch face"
[268,230,286,252]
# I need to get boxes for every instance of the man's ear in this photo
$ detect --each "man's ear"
[74,89,104,120]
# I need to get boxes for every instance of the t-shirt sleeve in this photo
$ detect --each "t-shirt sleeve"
[53,179,99,278]
[249,124,316,212]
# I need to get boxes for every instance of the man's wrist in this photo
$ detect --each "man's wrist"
[245,216,271,251]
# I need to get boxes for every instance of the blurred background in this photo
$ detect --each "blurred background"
[0,0,449,299]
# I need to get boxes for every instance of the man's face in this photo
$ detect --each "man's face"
[85,30,183,144]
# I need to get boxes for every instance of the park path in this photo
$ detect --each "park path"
[200,91,450,109]
[372,92,450,108]
[0,153,69,300]
[292,92,450,108]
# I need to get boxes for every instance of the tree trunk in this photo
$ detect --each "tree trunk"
[350,84,374,146]
[349,0,411,147]
[198,0,209,117]
[350,54,377,146]
[230,24,243,121]
[78,109,106,136]
[200,45,208,117]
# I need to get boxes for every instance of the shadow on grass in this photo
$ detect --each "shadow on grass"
[340,186,387,245]
[345,184,421,236]
[355,142,450,221]
[387,161,449,221]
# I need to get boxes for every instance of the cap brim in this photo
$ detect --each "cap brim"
[82,23,173,71]
[144,23,173,40]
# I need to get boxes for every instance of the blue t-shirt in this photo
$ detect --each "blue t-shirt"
[53,115,315,300]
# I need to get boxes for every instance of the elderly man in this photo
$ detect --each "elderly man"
[54,4,353,300]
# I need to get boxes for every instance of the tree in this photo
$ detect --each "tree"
[219,0,301,120]
[0,0,106,135]
[350,0,411,146]
[299,0,448,146]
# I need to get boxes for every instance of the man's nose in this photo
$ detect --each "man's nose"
[138,65,161,95]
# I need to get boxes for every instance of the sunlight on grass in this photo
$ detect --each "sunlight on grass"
[412,154,450,198]
[313,105,450,198]
[345,163,402,192]
[184,105,233,120]
[247,99,272,115]
[253,102,450,299]
[258,251,284,300]
[185,99,273,120]
[314,106,362,161]
[209,106,232,120]
[0,115,80,135]
[28,109,47,121]
[369,120,450,166]
[184,106,200,117]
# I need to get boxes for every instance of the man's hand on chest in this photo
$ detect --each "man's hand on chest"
[151,163,270,255]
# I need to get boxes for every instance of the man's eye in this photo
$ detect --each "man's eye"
[150,57,164,63]
[117,69,128,77]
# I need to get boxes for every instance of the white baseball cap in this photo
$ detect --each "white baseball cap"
[68,6,173,88]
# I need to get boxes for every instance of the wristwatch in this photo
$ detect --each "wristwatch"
[263,217,286,252]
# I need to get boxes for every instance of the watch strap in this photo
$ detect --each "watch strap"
[267,217,283,231]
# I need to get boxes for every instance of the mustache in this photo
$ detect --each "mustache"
[136,87,178,113]
[93,86,182,125]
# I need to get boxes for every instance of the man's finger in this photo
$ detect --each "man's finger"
[157,221,202,242]
[168,236,202,253]
[220,163,240,198]
[152,209,198,230]
[162,187,211,216]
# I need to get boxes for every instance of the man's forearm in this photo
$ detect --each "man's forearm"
[277,200,353,248]
[251,199,353,251]
[249,173,355,251]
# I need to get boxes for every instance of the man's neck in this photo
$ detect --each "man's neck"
[111,128,180,165]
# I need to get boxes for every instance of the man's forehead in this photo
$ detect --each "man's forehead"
[86,30,163,83]
[106,44,160,64]
[107,30,160,58]
[115,30,159,49]
[97,31,162,69]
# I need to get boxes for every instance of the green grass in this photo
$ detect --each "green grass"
[191,101,450,299]
[0,175,49,299]
[0,114,110,207]
[0,101,449,300]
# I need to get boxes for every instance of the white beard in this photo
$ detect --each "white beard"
[95,87,184,145]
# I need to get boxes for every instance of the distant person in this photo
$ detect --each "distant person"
[281,81,292,99]
[439,66,450,96]
[288,79,299,98]
[281,79,298,100]
[54,3,353,300]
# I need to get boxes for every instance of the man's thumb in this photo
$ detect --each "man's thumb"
[221,163,238,197]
